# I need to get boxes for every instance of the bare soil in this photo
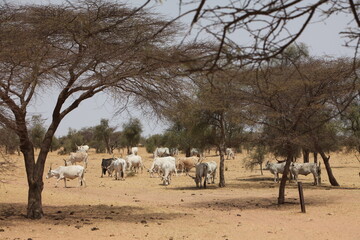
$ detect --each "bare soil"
[1,148,360,240]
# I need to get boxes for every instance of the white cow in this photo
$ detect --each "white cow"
[131,147,139,155]
[77,144,89,152]
[65,151,88,169]
[148,156,177,178]
[264,161,286,182]
[204,161,217,184]
[125,154,143,173]
[108,158,127,180]
[189,162,208,188]
[160,158,177,186]
[226,148,235,160]
[290,162,320,185]
[190,148,201,157]
[154,147,170,158]
[170,148,179,156]
[46,165,86,188]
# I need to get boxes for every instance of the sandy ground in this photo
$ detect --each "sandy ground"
[1,148,360,240]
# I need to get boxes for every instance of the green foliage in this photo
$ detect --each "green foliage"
[145,134,164,153]
[50,136,61,152]
[58,129,84,155]
[340,101,360,153]
[122,118,143,149]
[0,127,19,154]
[93,119,116,153]
[29,115,46,150]
[243,145,267,171]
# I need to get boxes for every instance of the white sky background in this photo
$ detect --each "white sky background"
[12,0,356,137]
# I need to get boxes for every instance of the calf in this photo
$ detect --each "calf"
[46,165,86,188]
[290,162,320,185]
[108,158,127,180]
[101,158,115,177]
[65,151,88,169]
[264,161,286,182]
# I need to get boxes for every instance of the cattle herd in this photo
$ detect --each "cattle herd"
[46,146,321,188]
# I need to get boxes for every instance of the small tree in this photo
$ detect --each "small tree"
[94,119,115,154]
[243,145,267,175]
[122,118,142,154]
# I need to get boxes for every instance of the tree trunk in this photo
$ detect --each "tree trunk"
[313,152,318,163]
[218,112,226,188]
[185,147,191,157]
[260,163,263,175]
[218,145,226,187]
[302,148,309,163]
[318,151,340,186]
[27,180,44,219]
[278,155,292,204]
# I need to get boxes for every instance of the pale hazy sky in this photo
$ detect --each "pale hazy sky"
[12,0,356,137]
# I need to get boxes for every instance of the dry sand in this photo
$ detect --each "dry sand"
[1,148,360,240]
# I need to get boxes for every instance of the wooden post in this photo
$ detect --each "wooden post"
[297,182,306,213]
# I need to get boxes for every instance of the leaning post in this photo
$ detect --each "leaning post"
[297,182,306,213]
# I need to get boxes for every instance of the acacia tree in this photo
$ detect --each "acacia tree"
[0,1,191,219]
[241,56,357,203]
[163,68,245,187]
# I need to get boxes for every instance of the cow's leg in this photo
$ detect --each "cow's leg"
[293,173,298,183]
[63,178,67,188]
[203,177,207,189]
[55,178,60,188]
[122,170,126,181]
[313,173,318,185]
[174,166,178,177]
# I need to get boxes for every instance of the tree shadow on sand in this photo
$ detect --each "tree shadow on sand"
[0,203,183,226]
[182,194,338,212]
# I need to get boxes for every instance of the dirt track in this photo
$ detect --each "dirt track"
[1,148,360,240]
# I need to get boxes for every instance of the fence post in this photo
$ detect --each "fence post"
[297,182,306,213]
